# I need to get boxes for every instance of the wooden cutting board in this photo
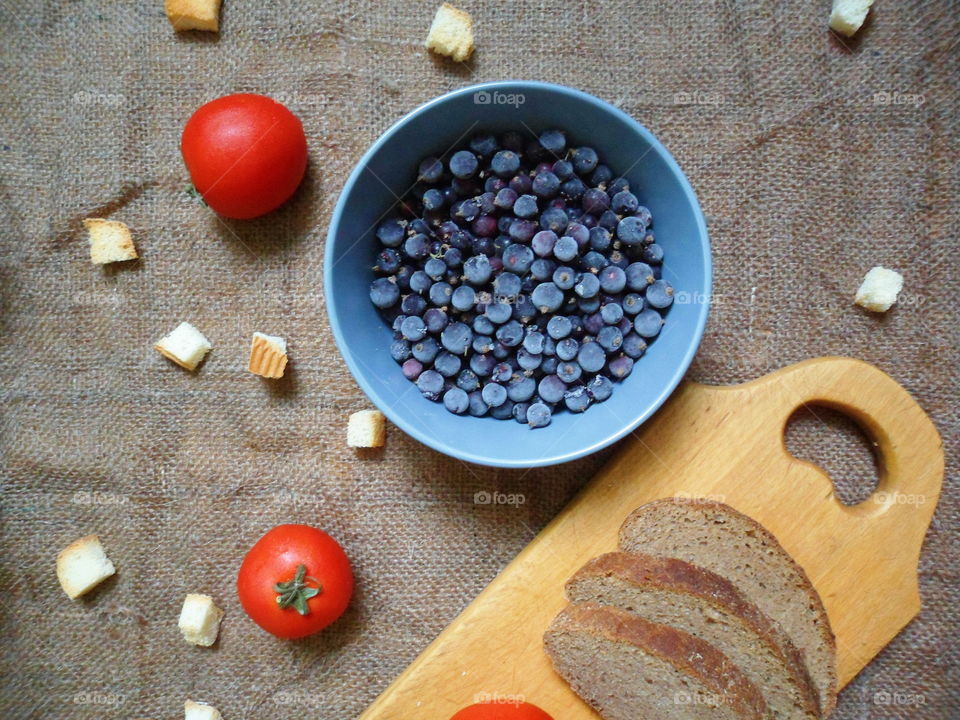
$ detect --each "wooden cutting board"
[360,357,943,719]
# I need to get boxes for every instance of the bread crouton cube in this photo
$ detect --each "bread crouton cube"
[178,594,224,647]
[248,332,288,378]
[184,700,222,720]
[855,266,903,312]
[830,0,874,37]
[425,3,475,62]
[347,410,386,448]
[84,218,138,264]
[165,0,222,32]
[155,322,212,371]
[56,535,116,599]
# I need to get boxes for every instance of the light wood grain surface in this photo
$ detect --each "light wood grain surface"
[360,357,944,719]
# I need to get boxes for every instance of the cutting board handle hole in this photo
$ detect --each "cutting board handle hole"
[784,404,882,506]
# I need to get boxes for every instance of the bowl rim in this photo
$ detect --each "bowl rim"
[324,80,712,468]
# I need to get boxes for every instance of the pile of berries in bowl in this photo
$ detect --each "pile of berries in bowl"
[325,81,710,467]
[368,128,674,429]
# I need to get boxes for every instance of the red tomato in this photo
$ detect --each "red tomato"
[450,702,554,720]
[181,93,307,219]
[237,524,353,638]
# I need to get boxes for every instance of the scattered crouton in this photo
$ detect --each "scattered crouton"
[184,700,222,720]
[248,332,288,379]
[830,0,874,37]
[154,322,212,371]
[56,535,116,599]
[178,594,224,647]
[84,219,138,265]
[425,3,475,62]
[165,0,222,32]
[347,410,386,448]
[855,266,903,312]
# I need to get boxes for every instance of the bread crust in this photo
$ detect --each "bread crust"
[547,602,768,720]
[569,551,820,717]
[620,498,838,716]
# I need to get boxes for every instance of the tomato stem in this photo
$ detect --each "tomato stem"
[274,564,322,615]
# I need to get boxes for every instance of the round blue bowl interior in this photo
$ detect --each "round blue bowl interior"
[325,81,711,468]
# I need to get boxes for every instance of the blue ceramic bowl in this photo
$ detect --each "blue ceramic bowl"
[325,81,711,468]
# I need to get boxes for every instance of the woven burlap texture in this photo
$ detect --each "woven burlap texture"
[1,1,957,718]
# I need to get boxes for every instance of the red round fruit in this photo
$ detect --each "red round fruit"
[237,524,353,639]
[181,93,308,219]
[449,702,554,720]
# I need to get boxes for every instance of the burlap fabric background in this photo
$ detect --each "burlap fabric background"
[1,0,957,718]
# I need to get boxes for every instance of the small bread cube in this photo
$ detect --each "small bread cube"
[155,322,212,371]
[248,332,288,379]
[56,535,116,599]
[165,0,222,32]
[830,0,874,37]
[84,218,138,264]
[178,594,224,647]
[425,3,475,62]
[347,410,386,448]
[184,700,222,720]
[855,266,903,312]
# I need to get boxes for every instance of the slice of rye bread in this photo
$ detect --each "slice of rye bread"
[544,602,768,720]
[619,499,837,716]
[567,552,819,719]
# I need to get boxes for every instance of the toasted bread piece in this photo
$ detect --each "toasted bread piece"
[154,322,212,371]
[855,266,903,312]
[56,535,116,599]
[178,594,224,647]
[619,499,838,716]
[425,3,475,62]
[347,409,386,448]
[829,0,874,37]
[545,603,767,720]
[165,0,221,32]
[248,332,288,378]
[84,218,138,264]
[184,700,222,720]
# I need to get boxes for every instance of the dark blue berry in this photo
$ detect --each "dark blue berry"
[513,194,539,219]
[485,301,512,324]
[468,391,489,416]
[443,387,469,414]
[587,375,613,402]
[532,282,565,313]
[597,325,623,353]
[423,308,449,333]
[611,190,639,215]
[418,157,443,183]
[417,369,444,400]
[645,279,674,308]
[539,129,566,155]
[370,278,400,308]
[641,243,664,264]
[577,341,606,372]
[599,265,627,293]
[564,385,591,412]
[456,369,480,392]
[556,337,580,361]
[390,338,412,362]
[608,355,634,379]
[412,336,439,363]
[633,309,663,338]
[532,171,560,198]
[622,333,647,359]
[429,282,453,307]
[441,322,473,354]
[571,147,599,175]
[451,285,476,311]
[401,315,427,342]
[491,150,521,178]
[601,303,624,325]
[449,150,478,179]
[527,402,552,428]
[481,382,508,408]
